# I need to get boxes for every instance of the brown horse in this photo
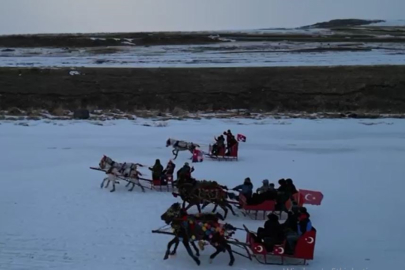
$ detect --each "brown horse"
[160,203,236,266]
[174,180,237,219]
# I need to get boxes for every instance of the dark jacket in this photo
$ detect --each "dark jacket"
[282,211,299,233]
[177,165,194,180]
[163,162,175,175]
[297,213,312,235]
[277,184,290,203]
[264,189,278,200]
[215,136,225,148]
[227,136,237,148]
[150,162,163,180]
[286,183,298,195]
[262,216,284,243]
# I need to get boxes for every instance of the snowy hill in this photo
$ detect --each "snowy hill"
[368,19,405,27]
[301,19,385,29]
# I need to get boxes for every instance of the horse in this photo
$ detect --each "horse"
[174,181,237,219]
[100,167,121,192]
[124,164,145,192]
[166,138,200,160]
[163,208,224,260]
[100,162,145,192]
[99,155,144,176]
[160,203,236,266]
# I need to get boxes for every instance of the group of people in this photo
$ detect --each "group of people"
[211,130,238,156]
[228,177,298,211]
[253,206,313,255]
[228,177,314,255]
[149,159,195,186]
[148,160,314,255]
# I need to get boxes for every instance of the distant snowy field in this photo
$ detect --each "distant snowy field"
[1,118,405,270]
[1,41,405,68]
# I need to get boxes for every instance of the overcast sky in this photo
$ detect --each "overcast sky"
[0,0,404,35]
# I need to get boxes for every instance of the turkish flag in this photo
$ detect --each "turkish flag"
[237,134,246,142]
[299,189,324,206]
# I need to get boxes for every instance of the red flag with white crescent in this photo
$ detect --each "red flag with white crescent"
[299,189,324,206]
[237,134,246,142]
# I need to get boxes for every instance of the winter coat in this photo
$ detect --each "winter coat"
[277,184,290,203]
[215,136,225,148]
[177,165,193,180]
[260,215,284,244]
[227,135,237,148]
[257,183,270,194]
[282,212,299,233]
[286,183,298,195]
[164,163,175,175]
[264,189,278,200]
[150,162,163,180]
[297,213,312,235]
[233,183,253,199]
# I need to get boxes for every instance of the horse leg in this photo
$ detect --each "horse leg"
[201,201,209,210]
[225,243,235,266]
[196,203,201,214]
[184,202,194,211]
[209,246,223,264]
[128,182,135,192]
[170,239,180,255]
[125,181,130,187]
[212,203,218,212]
[182,239,200,265]
[139,183,145,193]
[105,180,110,188]
[100,178,107,188]
[226,202,238,217]
[219,205,229,220]
[110,181,116,192]
[164,237,179,260]
[190,241,200,257]
[173,149,178,160]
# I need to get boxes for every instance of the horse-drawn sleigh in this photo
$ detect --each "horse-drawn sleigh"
[152,204,317,266]
[90,155,153,192]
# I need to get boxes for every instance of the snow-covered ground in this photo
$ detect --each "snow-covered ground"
[1,41,405,67]
[1,118,405,270]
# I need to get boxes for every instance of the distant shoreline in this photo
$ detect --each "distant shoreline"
[1,65,405,115]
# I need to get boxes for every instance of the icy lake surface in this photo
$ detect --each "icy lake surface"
[1,118,405,269]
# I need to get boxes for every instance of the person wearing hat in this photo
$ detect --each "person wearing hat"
[257,179,270,194]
